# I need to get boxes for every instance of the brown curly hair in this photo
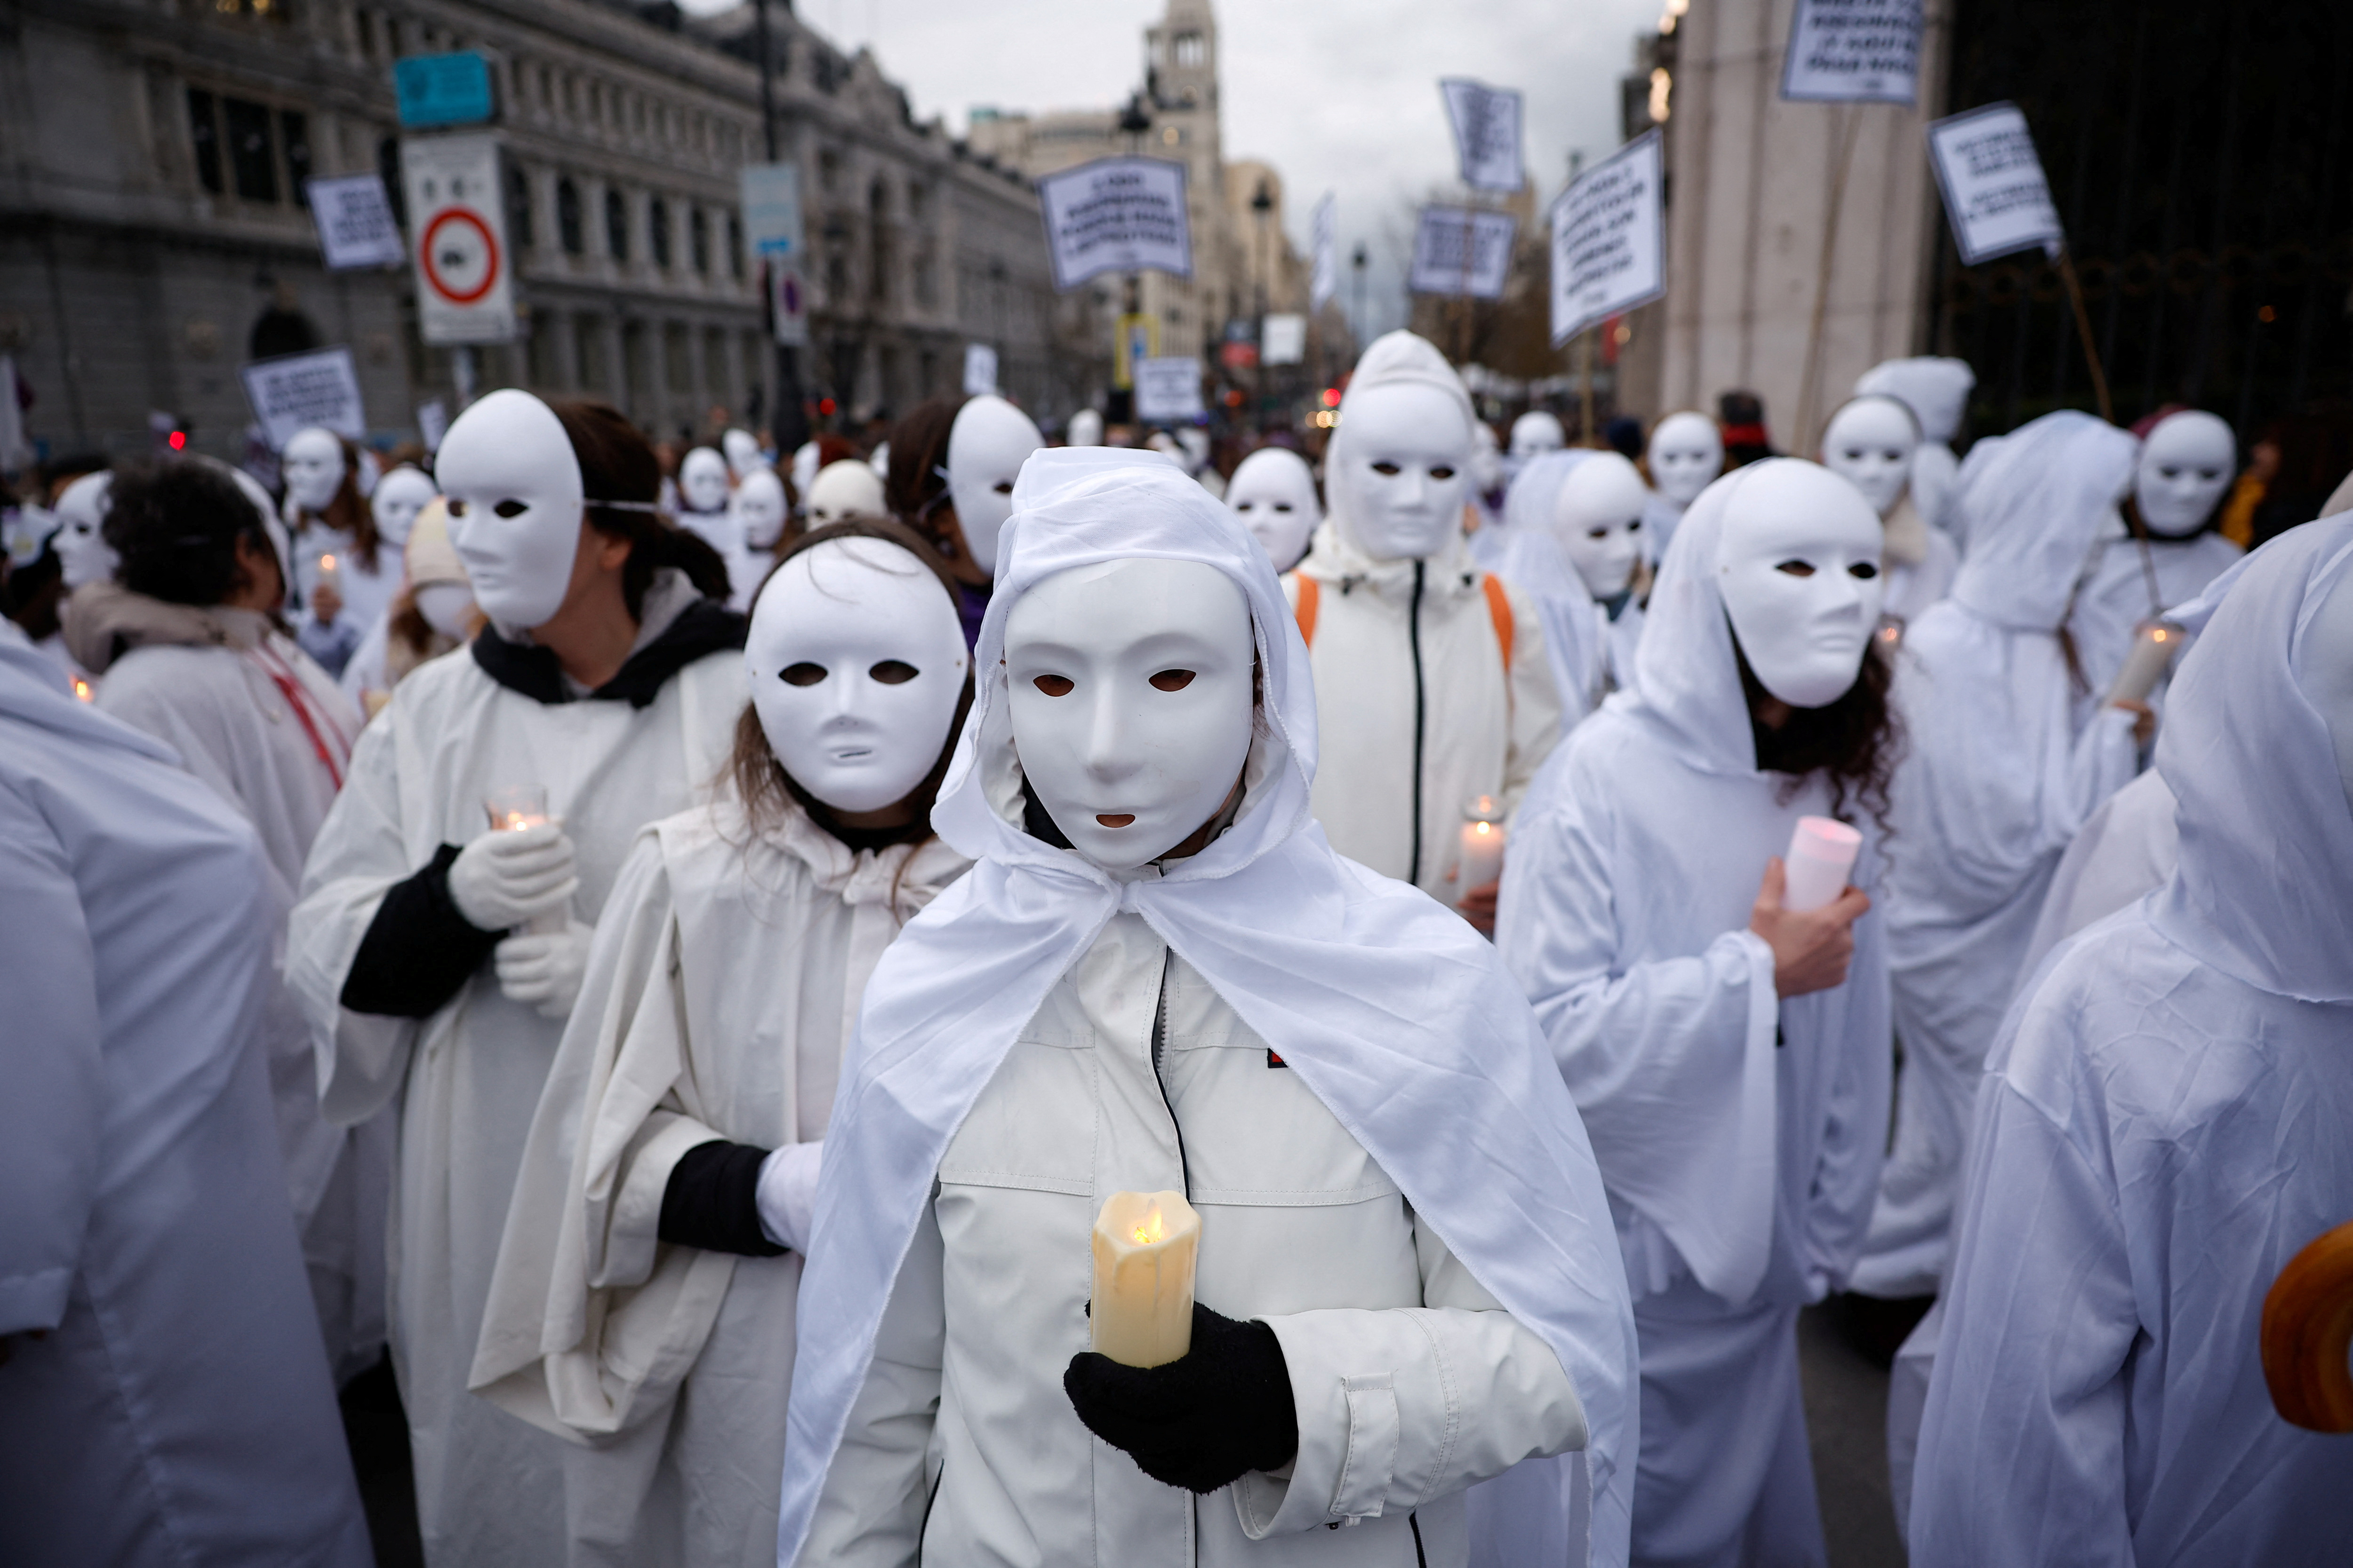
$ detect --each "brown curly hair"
[1735,633,1903,837]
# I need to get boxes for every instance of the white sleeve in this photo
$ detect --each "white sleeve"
[801,1199,947,1567]
[1235,1205,1585,1537]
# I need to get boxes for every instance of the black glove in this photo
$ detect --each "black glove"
[1063,1302,1298,1493]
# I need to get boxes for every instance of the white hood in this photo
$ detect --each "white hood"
[1497,449,1611,719]
[778,446,1639,1564]
[1949,411,2137,633]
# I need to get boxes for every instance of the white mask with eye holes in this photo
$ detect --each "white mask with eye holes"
[1820,396,1920,519]
[1225,446,1322,573]
[1005,556,1257,870]
[734,469,789,549]
[1554,452,1649,599]
[2135,410,2236,538]
[370,465,439,551]
[1714,461,1887,709]
[722,428,764,479]
[436,389,586,632]
[1328,382,1472,562]
[808,461,886,527]
[947,395,1044,579]
[748,536,970,815]
[1648,412,1725,509]
[282,428,346,514]
[680,447,731,514]
[52,471,118,589]
[1509,411,1566,461]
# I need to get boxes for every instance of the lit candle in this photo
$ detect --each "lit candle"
[2106,619,2182,707]
[316,552,342,590]
[1458,794,1507,890]
[484,785,566,934]
[1782,815,1862,913]
[1091,1190,1200,1369]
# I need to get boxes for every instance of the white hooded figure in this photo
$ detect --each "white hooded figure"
[1065,406,1105,448]
[286,390,746,1567]
[782,448,1638,1568]
[946,393,1046,579]
[677,446,731,519]
[1493,449,1636,729]
[1497,459,1895,1568]
[282,427,397,680]
[1820,395,1959,632]
[0,626,373,1568]
[1508,409,1567,473]
[1224,445,1321,573]
[806,459,888,528]
[733,466,790,551]
[1908,515,2353,1566]
[1286,331,1561,913]
[1854,358,1975,541]
[472,521,973,1566]
[790,440,822,512]
[671,446,764,609]
[52,469,120,590]
[1641,412,1724,567]
[721,427,765,481]
[1849,413,2144,1305]
[371,463,439,552]
[2068,409,2245,703]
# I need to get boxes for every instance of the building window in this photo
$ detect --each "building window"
[557,178,583,255]
[665,323,693,392]
[188,90,222,193]
[726,211,744,280]
[1174,31,1206,68]
[704,327,729,395]
[378,135,405,225]
[507,166,535,249]
[605,188,629,261]
[689,207,710,275]
[280,111,310,189]
[575,316,608,390]
[528,309,562,386]
[622,321,649,398]
[224,97,278,202]
[649,196,671,269]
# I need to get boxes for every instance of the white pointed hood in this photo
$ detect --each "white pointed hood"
[1497,449,1610,715]
[1949,411,2138,633]
[777,447,1639,1565]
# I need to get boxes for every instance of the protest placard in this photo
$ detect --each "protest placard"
[1035,158,1192,289]
[305,175,405,270]
[1440,79,1525,192]
[1548,131,1666,345]
[1408,207,1518,301]
[241,347,365,451]
[1927,101,2064,265]
[1781,0,1923,105]
[1133,356,1205,425]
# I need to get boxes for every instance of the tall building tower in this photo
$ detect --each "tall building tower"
[1141,0,1230,362]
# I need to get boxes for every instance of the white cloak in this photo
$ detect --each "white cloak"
[471,796,966,1566]
[288,616,743,1566]
[2067,523,2242,705]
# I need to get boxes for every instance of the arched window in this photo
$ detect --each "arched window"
[557,177,583,255]
[649,196,671,268]
[689,206,709,275]
[506,165,535,249]
[605,188,629,261]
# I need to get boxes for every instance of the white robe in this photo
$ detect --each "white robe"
[676,507,765,613]
[1909,517,2353,1564]
[1497,468,1892,1568]
[1855,415,2141,1301]
[1879,498,1958,631]
[292,525,402,671]
[471,798,966,1567]
[287,617,743,1566]
[2067,523,2241,707]
[0,628,371,1567]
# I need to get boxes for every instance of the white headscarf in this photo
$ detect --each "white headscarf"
[778,448,1639,1564]
[2151,517,2353,1002]
[1497,449,1609,718]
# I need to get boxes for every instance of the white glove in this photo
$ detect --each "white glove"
[448,821,578,932]
[494,919,594,1019]
[756,1140,825,1254]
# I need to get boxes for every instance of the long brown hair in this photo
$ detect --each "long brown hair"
[729,517,975,849]
[1737,635,1902,837]
[884,396,968,565]
[319,435,379,565]
[545,398,731,616]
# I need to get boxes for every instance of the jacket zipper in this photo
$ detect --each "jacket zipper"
[1408,559,1427,886]
[1151,950,1197,1566]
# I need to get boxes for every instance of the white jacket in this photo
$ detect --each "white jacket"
[806,913,1588,1567]
[1285,523,1559,902]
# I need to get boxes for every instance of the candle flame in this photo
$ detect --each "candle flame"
[71,676,94,703]
[319,553,338,571]
[1132,1207,1166,1246]
[1471,821,1494,839]
[2151,628,2170,643]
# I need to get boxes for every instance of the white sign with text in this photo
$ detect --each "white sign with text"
[241,347,366,451]
[1309,193,1338,311]
[1133,356,1205,425]
[1928,101,2064,265]
[1549,131,1668,345]
[1036,157,1194,289]
[1781,0,1923,105]
[1441,79,1525,193]
[963,343,1000,397]
[401,132,516,345]
[1408,207,1518,301]
[305,174,406,269]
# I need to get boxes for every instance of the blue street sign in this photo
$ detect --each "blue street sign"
[395,52,495,129]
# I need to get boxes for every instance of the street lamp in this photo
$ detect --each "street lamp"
[1250,178,1272,429]
[752,0,809,452]
[1351,242,1368,352]
[1112,94,1152,424]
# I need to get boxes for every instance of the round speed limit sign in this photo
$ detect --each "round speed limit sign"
[420,208,501,305]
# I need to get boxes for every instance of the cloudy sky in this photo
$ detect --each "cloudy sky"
[685,0,1664,336]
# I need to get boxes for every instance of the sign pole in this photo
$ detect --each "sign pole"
[2057,248,2114,425]
[1793,105,1861,458]
[1579,329,1596,444]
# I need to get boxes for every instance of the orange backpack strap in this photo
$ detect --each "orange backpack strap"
[1481,574,1515,672]
[1293,574,1321,649]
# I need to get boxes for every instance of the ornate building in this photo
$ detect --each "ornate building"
[0,0,1086,463]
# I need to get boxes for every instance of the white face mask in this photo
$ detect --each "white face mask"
[1470,423,1505,496]
[680,448,730,513]
[52,471,118,589]
[1648,412,1724,508]
[1066,409,1105,448]
[1226,448,1321,573]
[735,469,789,549]
[282,428,346,513]
[414,581,478,640]
[1715,462,1887,709]
[722,428,764,479]
[791,441,822,501]
[1820,398,1919,519]
[748,537,969,815]
[1554,454,1648,599]
[2298,562,2353,816]
[808,461,886,527]
[1509,412,1565,461]
[437,390,587,631]
[948,395,1044,578]
[1329,382,1471,562]
[2135,411,2235,538]
[371,466,438,550]
[1005,556,1257,870]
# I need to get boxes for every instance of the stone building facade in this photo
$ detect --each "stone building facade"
[0,0,1087,466]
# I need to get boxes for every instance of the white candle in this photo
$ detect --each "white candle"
[484,785,566,934]
[1091,1190,1200,1369]
[2105,620,2182,707]
[1458,795,1507,889]
[1782,815,1862,913]
[316,552,342,592]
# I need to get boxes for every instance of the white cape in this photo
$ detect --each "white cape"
[778,449,1639,1567]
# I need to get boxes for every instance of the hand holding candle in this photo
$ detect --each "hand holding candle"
[1782,815,1863,913]
[1457,795,1507,891]
[2107,619,2183,708]
[1091,1191,1200,1369]
[481,785,571,936]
